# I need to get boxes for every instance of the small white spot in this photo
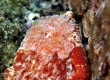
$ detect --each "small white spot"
[53,64,59,74]
[81,65,84,69]
[8,67,14,76]
[22,72,32,80]
[38,66,41,70]
[22,63,25,67]
[16,62,21,66]
[76,64,80,67]
[32,60,35,64]
[45,32,52,38]
[48,78,51,80]
[56,76,60,80]
[34,72,38,78]
[67,58,72,62]
[83,56,87,60]
[64,11,74,18]
[25,55,31,61]
[68,76,72,79]
[67,64,73,70]
[83,69,85,71]
[98,62,103,71]
[85,63,87,66]
[7,77,11,80]
[28,13,40,20]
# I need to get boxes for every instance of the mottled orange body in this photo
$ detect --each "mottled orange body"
[4,12,90,80]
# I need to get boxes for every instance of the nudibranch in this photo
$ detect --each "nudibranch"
[4,11,90,80]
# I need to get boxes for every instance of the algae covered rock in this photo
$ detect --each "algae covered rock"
[0,0,30,79]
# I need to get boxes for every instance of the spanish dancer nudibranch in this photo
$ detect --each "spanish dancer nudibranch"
[4,11,90,80]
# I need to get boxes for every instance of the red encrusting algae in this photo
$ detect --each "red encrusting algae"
[4,12,90,80]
